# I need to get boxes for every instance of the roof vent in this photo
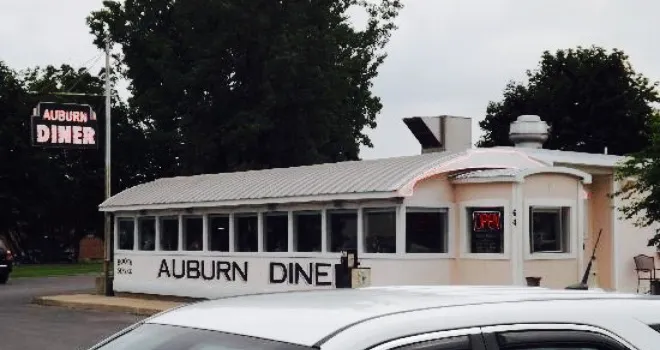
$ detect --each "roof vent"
[508,115,549,149]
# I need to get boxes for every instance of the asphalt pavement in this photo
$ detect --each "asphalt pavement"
[0,275,143,350]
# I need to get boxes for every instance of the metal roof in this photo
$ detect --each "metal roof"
[99,146,621,211]
[99,151,464,211]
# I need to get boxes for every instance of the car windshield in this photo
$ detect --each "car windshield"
[92,323,314,350]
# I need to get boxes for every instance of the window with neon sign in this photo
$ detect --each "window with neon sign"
[467,206,504,254]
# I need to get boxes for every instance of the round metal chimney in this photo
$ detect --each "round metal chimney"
[508,115,549,149]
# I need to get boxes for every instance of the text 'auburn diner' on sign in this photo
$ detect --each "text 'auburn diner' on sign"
[31,102,99,149]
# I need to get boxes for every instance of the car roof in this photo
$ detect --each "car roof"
[148,285,659,347]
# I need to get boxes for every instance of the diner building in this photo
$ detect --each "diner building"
[99,114,656,299]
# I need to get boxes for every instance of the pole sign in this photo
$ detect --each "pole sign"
[31,102,98,149]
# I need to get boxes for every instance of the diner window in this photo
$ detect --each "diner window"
[264,212,288,252]
[293,211,322,252]
[117,218,135,250]
[137,217,156,251]
[406,207,448,253]
[327,209,357,252]
[530,206,571,253]
[363,208,397,253]
[467,206,505,254]
[159,216,179,251]
[208,215,229,251]
[183,216,203,251]
[235,214,258,252]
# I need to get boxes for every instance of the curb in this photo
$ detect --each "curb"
[31,296,176,317]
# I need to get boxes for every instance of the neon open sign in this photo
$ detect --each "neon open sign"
[472,211,502,232]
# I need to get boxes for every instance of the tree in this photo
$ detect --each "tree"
[87,0,403,175]
[0,61,153,256]
[478,46,660,155]
[615,111,660,248]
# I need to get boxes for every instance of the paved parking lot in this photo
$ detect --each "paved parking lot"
[0,275,143,350]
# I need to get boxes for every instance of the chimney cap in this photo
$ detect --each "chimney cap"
[509,115,549,149]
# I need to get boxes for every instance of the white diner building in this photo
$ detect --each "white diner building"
[99,115,656,299]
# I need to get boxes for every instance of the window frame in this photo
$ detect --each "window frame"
[207,214,230,252]
[362,206,398,254]
[524,198,577,260]
[326,208,359,254]
[182,215,204,251]
[158,215,180,251]
[367,327,483,350]
[263,211,289,252]
[115,216,136,251]
[292,210,323,253]
[136,216,156,251]
[480,323,635,350]
[528,206,569,254]
[233,212,260,253]
[459,199,511,259]
[405,206,450,255]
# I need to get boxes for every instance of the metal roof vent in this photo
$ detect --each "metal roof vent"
[508,115,549,149]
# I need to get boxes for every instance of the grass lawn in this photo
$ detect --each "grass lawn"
[11,262,104,278]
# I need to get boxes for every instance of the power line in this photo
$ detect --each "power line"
[32,52,104,95]
[64,53,104,93]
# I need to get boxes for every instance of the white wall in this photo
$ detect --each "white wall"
[113,252,452,298]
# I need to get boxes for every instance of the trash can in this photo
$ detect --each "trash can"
[525,276,542,287]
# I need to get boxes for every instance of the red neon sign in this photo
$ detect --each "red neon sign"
[472,211,502,232]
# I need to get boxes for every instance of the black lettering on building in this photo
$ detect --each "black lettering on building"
[201,261,215,281]
[186,260,200,279]
[269,262,333,286]
[269,262,287,283]
[172,259,185,279]
[233,261,248,282]
[315,263,332,286]
[295,262,313,284]
[157,259,171,278]
[157,259,249,282]
[217,261,231,280]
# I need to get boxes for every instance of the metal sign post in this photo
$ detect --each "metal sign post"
[102,36,113,296]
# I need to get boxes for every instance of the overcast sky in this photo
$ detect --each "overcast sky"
[1,0,659,160]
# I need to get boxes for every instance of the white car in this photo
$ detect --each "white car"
[88,285,660,350]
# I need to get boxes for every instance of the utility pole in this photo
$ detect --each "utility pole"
[103,35,113,296]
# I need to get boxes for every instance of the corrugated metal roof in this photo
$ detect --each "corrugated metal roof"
[100,146,623,211]
[100,151,465,209]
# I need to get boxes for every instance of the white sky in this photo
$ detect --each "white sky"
[1,0,659,160]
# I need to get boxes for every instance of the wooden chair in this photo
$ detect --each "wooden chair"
[634,254,660,293]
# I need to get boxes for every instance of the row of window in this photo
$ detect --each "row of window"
[115,205,571,254]
[116,207,448,254]
[466,205,571,254]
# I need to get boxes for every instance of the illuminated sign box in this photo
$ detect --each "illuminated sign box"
[30,102,98,149]
[469,207,504,254]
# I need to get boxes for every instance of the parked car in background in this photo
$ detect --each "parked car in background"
[0,239,14,284]
[88,285,660,349]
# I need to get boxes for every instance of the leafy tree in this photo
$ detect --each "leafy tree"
[615,111,660,248]
[0,61,152,256]
[478,46,660,155]
[87,0,403,175]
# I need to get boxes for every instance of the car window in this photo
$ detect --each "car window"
[392,335,471,350]
[494,329,630,350]
[92,323,314,350]
[506,347,605,350]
